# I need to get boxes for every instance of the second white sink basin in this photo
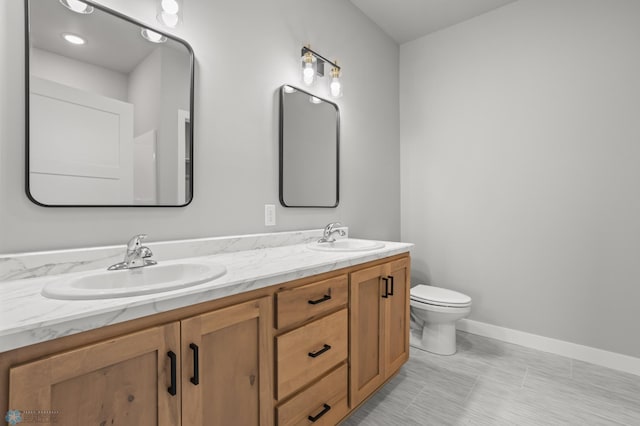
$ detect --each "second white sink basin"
[42,261,227,300]
[308,239,385,252]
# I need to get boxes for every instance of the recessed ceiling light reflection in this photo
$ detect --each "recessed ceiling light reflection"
[62,33,86,45]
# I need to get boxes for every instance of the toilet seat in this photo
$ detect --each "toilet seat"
[410,285,471,308]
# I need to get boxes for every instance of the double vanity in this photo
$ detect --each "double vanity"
[0,228,412,425]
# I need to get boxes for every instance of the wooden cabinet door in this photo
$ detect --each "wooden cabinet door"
[8,323,181,426]
[181,297,273,426]
[385,257,411,376]
[349,264,386,408]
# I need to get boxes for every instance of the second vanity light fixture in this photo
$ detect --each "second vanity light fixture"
[301,45,342,98]
[157,0,183,28]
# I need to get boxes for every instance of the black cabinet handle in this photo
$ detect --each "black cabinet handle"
[308,293,332,305]
[308,344,332,358]
[388,275,395,296]
[189,343,199,385]
[382,277,389,298]
[308,404,331,422]
[167,351,177,396]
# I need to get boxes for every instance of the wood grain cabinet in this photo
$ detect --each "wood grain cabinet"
[2,254,411,426]
[274,275,350,425]
[349,257,410,408]
[9,323,181,426]
[7,296,273,426]
[181,297,273,426]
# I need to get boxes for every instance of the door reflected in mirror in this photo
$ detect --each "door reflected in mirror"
[279,85,339,208]
[26,0,194,206]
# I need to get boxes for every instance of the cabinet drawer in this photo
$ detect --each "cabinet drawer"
[276,275,348,329]
[277,363,348,426]
[276,309,348,399]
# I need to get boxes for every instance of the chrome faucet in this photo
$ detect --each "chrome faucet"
[108,234,157,270]
[318,222,346,243]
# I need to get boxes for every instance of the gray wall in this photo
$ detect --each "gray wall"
[31,48,129,101]
[129,48,162,137]
[400,0,640,357]
[0,0,400,253]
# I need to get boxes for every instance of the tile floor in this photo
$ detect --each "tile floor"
[342,331,640,425]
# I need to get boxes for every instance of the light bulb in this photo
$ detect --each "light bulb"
[159,11,179,28]
[62,33,86,45]
[303,63,315,86]
[309,96,322,104]
[283,86,296,93]
[59,0,94,14]
[161,0,180,14]
[141,28,167,43]
[330,77,342,98]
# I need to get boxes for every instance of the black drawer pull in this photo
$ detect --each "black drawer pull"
[388,275,395,296]
[167,351,177,396]
[308,404,331,422]
[308,344,332,358]
[308,293,332,305]
[189,343,200,385]
[382,277,389,298]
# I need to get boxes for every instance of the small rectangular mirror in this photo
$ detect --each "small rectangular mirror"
[279,85,339,208]
[25,0,194,206]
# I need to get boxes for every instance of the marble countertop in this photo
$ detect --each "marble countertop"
[0,232,412,353]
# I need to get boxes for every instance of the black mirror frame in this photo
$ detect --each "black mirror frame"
[24,0,195,207]
[279,84,340,208]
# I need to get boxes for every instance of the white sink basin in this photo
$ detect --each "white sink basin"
[42,261,227,300]
[307,239,385,252]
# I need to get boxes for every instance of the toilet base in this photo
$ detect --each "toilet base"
[409,322,458,356]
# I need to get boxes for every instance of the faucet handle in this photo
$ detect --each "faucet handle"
[126,234,148,251]
[139,246,154,258]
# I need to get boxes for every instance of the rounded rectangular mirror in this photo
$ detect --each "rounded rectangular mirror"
[25,0,194,206]
[279,85,339,208]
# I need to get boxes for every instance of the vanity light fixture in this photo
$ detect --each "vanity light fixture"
[157,0,183,28]
[300,45,343,98]
[59,0,94,14]
[329,62,342,98]
[141,28,167,43]
[62,33,86,45]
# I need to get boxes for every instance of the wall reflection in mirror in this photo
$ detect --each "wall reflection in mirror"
[279,85,339,208]
[26,0,194,206]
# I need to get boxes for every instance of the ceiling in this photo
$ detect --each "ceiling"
[29,0,185,73]
[349,0,518,44]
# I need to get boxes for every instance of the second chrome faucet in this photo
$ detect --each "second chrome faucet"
[318,222,346,243]
[108,234,157,270]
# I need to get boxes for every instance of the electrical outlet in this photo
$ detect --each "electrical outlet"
[264,204,276,226]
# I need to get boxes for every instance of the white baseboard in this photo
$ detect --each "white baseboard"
[457,319,640,377]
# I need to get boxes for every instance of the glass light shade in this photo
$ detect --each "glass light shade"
[330,77,342,98]
[161,0,180,14]
[158,11,179,28]
[301,53,317,86]
[140,28,167,43]
[59,0,94,14]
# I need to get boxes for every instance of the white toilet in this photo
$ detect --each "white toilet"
[410,284,472,355]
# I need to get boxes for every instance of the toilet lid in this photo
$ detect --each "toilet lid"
[410,285,472,307]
